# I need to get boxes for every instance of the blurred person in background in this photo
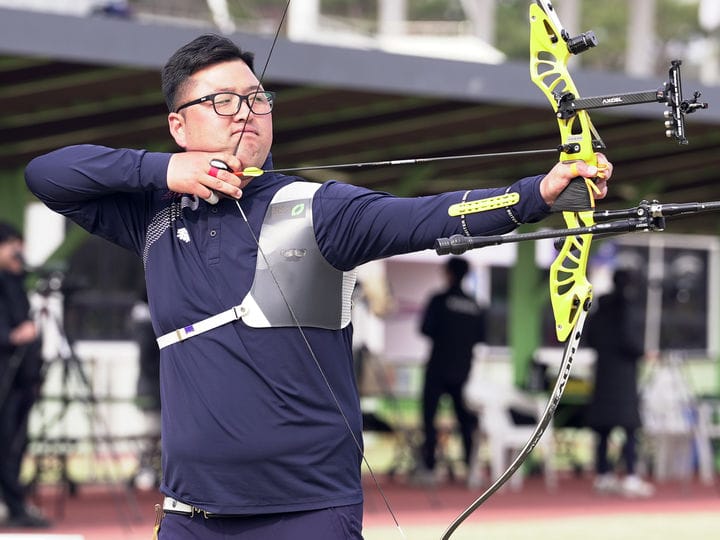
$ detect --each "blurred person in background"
[416,257,486,484]
[25,33,612,539]
[585,269,655,498]
[130,289,162,491]
[0,222,49,528]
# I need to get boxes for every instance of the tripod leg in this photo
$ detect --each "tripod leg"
[65,349,143,523]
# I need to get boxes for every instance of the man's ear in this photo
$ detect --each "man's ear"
[167,112,187,149]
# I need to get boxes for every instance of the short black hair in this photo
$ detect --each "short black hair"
[161,34,256,112]
[0,221,22,244]
[446,257,469,282]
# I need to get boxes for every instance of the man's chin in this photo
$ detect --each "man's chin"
[237,151,269,172]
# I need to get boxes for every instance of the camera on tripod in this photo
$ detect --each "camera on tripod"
[34,270,66,297]
[32,268,86,298]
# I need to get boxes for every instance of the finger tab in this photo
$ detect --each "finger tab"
[209,159,231,172]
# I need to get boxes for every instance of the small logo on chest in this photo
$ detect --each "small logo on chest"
[176,227,191,244]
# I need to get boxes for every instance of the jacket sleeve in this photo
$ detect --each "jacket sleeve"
[25,145,171,255]
[314,175,550,270]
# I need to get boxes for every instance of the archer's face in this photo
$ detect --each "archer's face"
[168,59,273,170]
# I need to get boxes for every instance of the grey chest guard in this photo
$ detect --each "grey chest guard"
[240,181,357,329]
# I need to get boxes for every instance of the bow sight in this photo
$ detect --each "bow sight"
[534,0,708,149]
[555,60,708,146]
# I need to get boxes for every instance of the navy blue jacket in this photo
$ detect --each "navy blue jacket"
[25,145,550,514]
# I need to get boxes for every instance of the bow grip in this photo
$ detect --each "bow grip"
[550,176,596,213]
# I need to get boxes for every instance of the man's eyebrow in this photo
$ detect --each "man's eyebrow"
[244,85,266,94]
[215,85,265,94]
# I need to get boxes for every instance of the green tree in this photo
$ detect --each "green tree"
[181,0,704,75]
[496,0,533,60]
[321,0,377,19]
[578,0,701,72]
[495,0,702,72]
[408,0,465,21]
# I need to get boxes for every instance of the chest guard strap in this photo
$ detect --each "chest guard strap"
[157,182,356,349]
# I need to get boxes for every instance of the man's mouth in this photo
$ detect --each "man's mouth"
[234,128,258,138]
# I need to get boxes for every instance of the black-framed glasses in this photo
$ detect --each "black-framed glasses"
[175,90,275,116]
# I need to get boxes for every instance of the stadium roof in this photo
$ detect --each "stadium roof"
[2,6,720,233]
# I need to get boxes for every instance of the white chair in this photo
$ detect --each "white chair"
[640,360,714,484]
[464,376,557,491]
[695,399,720,485]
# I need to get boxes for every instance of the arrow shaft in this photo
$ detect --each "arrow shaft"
[241,148,558,176]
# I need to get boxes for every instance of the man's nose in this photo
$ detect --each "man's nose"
[234,98,252,120]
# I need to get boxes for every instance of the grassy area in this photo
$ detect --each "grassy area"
[364,512,720,540]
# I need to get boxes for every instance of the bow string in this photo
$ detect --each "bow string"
[226,1,407,537]
[440,3,601,537]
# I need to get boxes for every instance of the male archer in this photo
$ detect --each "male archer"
[25,34,611,539]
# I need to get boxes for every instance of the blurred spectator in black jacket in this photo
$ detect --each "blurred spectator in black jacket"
[0,222,49,528]
[417,257,486,484]
[585,269,655,498]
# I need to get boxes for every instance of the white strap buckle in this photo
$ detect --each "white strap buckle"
[156,304,248,349]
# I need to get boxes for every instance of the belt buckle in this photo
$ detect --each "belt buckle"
[165,497,213,519]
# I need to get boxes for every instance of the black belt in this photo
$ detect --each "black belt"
[162,497,241,519]
[162,497,208,517]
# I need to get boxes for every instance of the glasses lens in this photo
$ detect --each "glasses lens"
[248,91,273,114]
[211,92,274,116]
[213,93,241,115]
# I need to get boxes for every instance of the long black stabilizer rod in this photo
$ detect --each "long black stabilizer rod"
[435,200,720,255]
[594,200,720,221]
